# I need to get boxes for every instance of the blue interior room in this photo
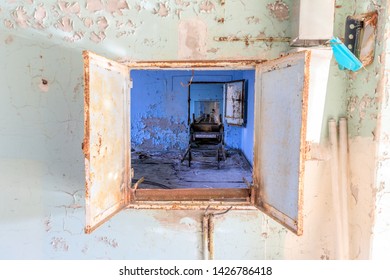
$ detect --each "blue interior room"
[130,69,256,166]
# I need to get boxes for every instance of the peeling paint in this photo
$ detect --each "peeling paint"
[207,47,219,53]
[97,236,118,248]
[176,0,190,7]
[90,31,106,43]
[246,16,260,24]
[132,116,187,150]
[83,17,94,28]
[178,19,207,59]
[56,16,73,32]
[199,0,215,13]
[348,94,378,121]
[86,0,104,12]
[97,16,108,31]
[12,7,29,28]
[51,237,69,251]
[267,0,289,21]
[44,217,52,232]
[155,3,169,17]
[64,31,84,42]
[33,5,47,29]
[58,1,81,16]
[106,0,129,16]
[4,19,15,29]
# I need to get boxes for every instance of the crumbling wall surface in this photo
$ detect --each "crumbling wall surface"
[0,0,292,60]
[1,0,388,260]
[130,70,245,151]
[344,0,389,259]
[371,0,390,260]
[0,1,293,260]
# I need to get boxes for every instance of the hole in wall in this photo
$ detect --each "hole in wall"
[130,69,255,190]
[39,78,49,92]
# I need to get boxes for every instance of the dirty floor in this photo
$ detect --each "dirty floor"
[132,149,252,189]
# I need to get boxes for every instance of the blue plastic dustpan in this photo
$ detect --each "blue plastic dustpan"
[330,37,363,71]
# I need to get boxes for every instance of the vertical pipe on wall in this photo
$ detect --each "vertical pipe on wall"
[339,118,350,259]
[208,214,215,260]
[329,119,344,259]
[202,214,209,260]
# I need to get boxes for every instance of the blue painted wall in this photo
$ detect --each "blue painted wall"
[241,71,256,165]
[130,70,254,152]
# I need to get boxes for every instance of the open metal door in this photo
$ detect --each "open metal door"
[253,51,310,235]
[83,51,131,234]
[224,80,245,126]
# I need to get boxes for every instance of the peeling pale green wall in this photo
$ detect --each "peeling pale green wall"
[0,0,292,60]
[0,0,294,260]
[0,0,389,259]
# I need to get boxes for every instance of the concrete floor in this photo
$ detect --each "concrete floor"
[132,149,252,189]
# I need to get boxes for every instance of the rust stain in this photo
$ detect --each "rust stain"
[83,51,130,233]
[214,35,290,44]
[123,59,266,69]
[134,188,250,201]
[83,50,91,159]
[39,78,49,92]
[267,0,289,21]
[153,210,199,229]
[216,17,225,23]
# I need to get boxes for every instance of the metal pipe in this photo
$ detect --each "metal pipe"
[339,118,350,259]
[202,214,209,260]
[329,119,344,259]
[208,214,215,260]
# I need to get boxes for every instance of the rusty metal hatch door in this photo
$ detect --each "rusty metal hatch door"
[224,80,245,126]
[83,51,131,234]
[253,51,310,235]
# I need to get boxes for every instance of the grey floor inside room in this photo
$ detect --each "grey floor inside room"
[132,149,252,189]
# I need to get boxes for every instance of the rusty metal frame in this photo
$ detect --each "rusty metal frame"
[83,51,131,234]
[122,60,264,70]
[83,54,311,235]
[124,60,259,208]
[132,188,250,202]
[252,51,310,236]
